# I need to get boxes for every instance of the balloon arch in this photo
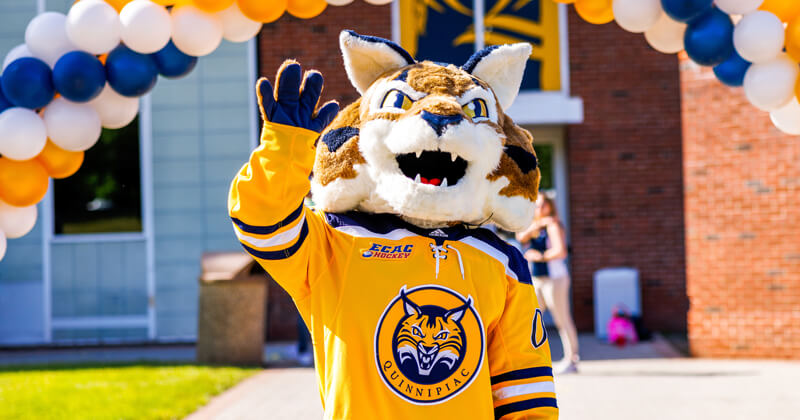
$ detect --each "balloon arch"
[0,0,798,260]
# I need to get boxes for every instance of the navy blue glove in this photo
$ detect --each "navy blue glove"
[257,61,340,133]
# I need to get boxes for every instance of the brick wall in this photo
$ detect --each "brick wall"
[681,59,800,359]
[259,4,391,340]
[566,12,688,332]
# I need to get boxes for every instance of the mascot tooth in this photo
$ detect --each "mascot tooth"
[230,30,557,419]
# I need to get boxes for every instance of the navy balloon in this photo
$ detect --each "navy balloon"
[106,44,159,97]
[684,8,734,67]
[53,51,106,102]
[0,82,12,114]
[713,50,751,87]
[661,0,713,23]
[0,57,55,109]
[151,40,198,79]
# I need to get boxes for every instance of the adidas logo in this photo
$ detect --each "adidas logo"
[429,229,448,237]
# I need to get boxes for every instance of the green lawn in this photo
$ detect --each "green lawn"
[0,363,259,420]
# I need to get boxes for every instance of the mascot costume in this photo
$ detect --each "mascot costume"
[229,30,557,419]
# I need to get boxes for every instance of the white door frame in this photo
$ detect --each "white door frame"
[531,127,570,238]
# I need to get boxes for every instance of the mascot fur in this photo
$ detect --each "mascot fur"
[230,30,557,419]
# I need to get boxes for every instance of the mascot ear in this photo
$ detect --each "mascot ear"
[462,43,532,110]
[339,30,416,94]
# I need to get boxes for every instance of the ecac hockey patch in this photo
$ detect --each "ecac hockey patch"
[361,243,414,260]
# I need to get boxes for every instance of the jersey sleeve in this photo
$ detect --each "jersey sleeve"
[487,277,558,420]
[228,121,330,300]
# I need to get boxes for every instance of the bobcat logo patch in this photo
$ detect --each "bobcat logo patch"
[375,285,485,404]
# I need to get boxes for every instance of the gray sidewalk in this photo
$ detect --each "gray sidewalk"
[187,333,800,420]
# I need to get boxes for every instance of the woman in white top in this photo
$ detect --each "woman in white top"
[516,194,580,374]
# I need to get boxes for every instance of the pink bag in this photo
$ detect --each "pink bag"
[607,304,638,347]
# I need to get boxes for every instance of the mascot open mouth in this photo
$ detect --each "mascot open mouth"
[396,151,468,187]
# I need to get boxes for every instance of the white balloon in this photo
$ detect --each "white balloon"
[613,0,663,33]
[2,44,33,72]
[364,0,393,4]
[0,200,37,239]
[770,97,800,135]
[0,108,47,161]
[66,0,122,55]
[217,4,262,43]
[716,0,764,15]
[24,12,78,67]
[171,6,223,57]
[89,84,140,129]
[120,0,172,54]
[43,97,102,152]
[0,229,6,262]
[644,13,687,54]
[743,54,800,111]
[326,0,355,5]
[734,11,784,64]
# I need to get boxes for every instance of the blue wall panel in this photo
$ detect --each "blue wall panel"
[151,40,252,340]
[0,0,44,345]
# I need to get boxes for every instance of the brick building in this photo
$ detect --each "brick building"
[682,60,800,359]
[258,3,798,359]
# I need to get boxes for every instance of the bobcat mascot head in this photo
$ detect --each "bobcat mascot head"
[311,31,540,231]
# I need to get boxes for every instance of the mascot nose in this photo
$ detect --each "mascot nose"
[420,111,463,136]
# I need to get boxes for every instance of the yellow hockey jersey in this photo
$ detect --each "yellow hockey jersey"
[229,122,558,419]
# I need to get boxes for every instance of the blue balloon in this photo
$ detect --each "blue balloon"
[684,8,734,67]
[106,44,158,97]
[151,40,198,79]
[661,0,713,23]
[53,51,106,102]
[0,81,12,114]
[713,50,751,87]
[0,57,55,109]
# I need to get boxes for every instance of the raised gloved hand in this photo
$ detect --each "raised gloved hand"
[256,61,340,133]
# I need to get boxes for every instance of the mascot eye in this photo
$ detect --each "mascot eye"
[412,326,424,337]
[462,98,489,122]
[380,89,414,111]
[434,331,448,340]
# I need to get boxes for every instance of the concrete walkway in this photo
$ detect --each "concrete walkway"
[186,334,800,420]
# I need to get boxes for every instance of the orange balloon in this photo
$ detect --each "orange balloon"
[0,158,49,207]
[36,141,84,179]
[575,0,614,25]
[287,0,326,19]
[192,0,234,13]
[796,75,800,102]
[104,0,132,12]
[237,0,287,23]
[152,0,177,5]
[553,0,575,3]
[787,18,800,62]
[760,0,800,22]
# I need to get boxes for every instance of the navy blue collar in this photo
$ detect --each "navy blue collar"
[324,211,472,244]
[323,210,533,284]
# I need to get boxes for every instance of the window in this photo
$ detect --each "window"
[53,118,142,234]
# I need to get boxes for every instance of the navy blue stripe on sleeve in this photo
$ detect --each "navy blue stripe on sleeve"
[231,201,304,235]
[495,398,558,419]
[240,219,308,260]
[490,366,553,385]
